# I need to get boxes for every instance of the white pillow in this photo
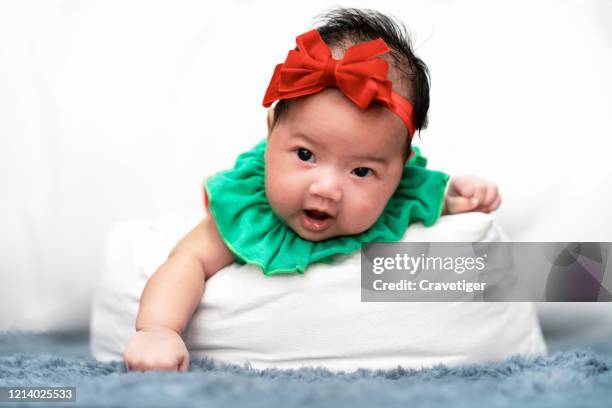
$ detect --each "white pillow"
[91,212,546,372]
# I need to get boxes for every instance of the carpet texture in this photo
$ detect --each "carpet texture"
[0,332,611,408]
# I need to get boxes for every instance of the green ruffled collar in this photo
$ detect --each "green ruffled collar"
[204,139,448,275]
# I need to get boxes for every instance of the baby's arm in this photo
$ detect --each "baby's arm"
[123,216,234,372]
[443,175,501,215]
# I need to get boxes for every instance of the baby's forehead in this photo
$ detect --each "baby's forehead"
[283,94,407,158]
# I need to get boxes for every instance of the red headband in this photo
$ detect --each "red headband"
[262,29,416,138]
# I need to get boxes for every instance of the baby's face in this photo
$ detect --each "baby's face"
[265,89,407,241]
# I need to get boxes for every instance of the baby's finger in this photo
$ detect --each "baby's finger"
[485,195,502,213]
[480,183,499,208]
[179,354,190,372]
[152,360,181,372]
[471,185,487,208]
[450,176,476,198]
[446,196,479,214]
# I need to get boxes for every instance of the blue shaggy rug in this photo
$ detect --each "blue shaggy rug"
[0,331,611,407]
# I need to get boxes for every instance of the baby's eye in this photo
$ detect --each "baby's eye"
[352,167,374,178]
[297,148,315,163]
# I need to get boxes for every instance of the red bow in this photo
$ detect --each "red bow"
[262,29,415,137]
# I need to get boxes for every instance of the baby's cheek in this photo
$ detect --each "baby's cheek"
[266,175,283,206]
[266,170,299,217]
[345,198,385,233]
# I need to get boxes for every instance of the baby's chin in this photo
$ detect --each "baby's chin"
[293,228,340,242]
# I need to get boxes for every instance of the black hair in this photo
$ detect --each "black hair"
[271,7,431,136]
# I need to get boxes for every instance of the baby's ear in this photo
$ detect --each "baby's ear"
[266,108,274,136]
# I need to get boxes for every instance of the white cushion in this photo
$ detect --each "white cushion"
[91,212,546,372]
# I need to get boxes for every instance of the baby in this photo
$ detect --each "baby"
[124,8,501,372]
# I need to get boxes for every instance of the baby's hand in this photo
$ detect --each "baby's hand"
[124,326,190,372]
[444,176,501,214]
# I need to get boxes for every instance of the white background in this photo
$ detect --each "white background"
[1,0,611,331]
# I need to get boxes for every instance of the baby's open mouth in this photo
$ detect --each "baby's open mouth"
[304,209,331,220]
[301,209,334,232]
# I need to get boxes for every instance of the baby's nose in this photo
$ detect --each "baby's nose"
[308,176,342,203]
